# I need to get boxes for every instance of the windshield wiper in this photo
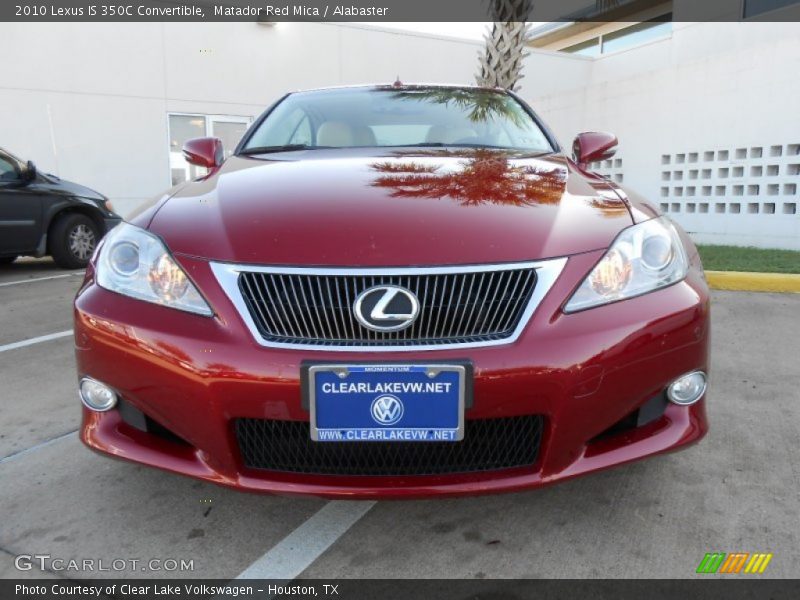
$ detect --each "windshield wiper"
[383,143,446,148]
[446,144,554,155]
[448,143,512,149]
[384,143,538,151]
[238,144,332,155]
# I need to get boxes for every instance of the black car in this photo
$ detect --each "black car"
[0,148,121,268]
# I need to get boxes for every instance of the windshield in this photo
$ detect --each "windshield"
[240,87,554,154]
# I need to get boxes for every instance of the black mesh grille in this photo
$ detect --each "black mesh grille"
[235,416,544,476]
[237,269,537,347]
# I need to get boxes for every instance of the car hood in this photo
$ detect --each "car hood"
[146,149,632,266]
[38,174,106,202]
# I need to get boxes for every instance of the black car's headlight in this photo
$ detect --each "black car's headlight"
[564,216,689,313]
[96,223,213,316]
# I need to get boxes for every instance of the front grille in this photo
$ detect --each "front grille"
[235,416,544,476]
[237,267,537,347]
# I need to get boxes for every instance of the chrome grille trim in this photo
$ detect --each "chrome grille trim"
[210,258,567,352]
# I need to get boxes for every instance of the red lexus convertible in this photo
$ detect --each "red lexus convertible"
[74,84,709,498]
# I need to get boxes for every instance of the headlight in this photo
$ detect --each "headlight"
[96,223,213,316]
[564,217,688,313]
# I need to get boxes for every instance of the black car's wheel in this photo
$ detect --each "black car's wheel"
[50,213,99,269]
[0,256,17,264]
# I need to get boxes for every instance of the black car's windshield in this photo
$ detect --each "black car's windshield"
[240,87,554,154]
[0,149,24,182]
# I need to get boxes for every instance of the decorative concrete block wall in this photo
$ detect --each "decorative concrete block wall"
[591,157,624,184]
[659,145,799,218]
[527,22,800,249]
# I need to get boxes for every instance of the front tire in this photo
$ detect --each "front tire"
[50,214,99,269]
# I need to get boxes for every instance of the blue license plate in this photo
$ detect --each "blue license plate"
[308,364,465,442]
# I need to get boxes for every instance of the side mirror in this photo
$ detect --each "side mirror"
[182,137,224,169]
[572,132,618,170]
[23,160,37,183]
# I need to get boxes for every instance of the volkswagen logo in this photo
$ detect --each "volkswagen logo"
[354,285,420,332]
[370,394,404,426]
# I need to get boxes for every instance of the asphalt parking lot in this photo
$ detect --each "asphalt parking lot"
[1,258,799,581]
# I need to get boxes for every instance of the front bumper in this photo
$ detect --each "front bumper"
[74,249,710,499]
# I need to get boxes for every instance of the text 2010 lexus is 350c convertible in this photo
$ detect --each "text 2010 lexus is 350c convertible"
[74,84,709,498]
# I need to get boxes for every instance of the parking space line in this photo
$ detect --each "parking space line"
[0,430,78,465]
[0,330,73,353]
[0,272,83,287]
[236,500,376,580]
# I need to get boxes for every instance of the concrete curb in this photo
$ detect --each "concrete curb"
[706,271,800,293]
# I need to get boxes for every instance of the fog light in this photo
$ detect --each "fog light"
[667,371,707,405]
[79,377,117,412]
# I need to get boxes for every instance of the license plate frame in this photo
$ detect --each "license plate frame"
[305,363,470,443]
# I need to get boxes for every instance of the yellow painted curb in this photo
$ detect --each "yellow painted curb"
[706,271,800,293]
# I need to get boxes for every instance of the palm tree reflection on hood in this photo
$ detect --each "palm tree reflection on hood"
[369,149,566,207]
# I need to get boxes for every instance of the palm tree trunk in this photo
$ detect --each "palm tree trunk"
[476,1,532,91]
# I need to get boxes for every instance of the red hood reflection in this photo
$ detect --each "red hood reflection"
[143,148,632,266]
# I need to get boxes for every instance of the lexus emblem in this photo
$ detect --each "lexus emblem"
[354,285,420,332]
[370,394,404,426]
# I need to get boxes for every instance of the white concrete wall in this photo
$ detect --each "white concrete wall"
[526,22,800,249]
[0,22,488,216]
[2,20,798,248]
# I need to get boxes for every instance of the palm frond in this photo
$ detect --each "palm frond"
[389,89,527,127]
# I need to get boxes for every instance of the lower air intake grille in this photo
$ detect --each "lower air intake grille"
[235,416,544,476]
